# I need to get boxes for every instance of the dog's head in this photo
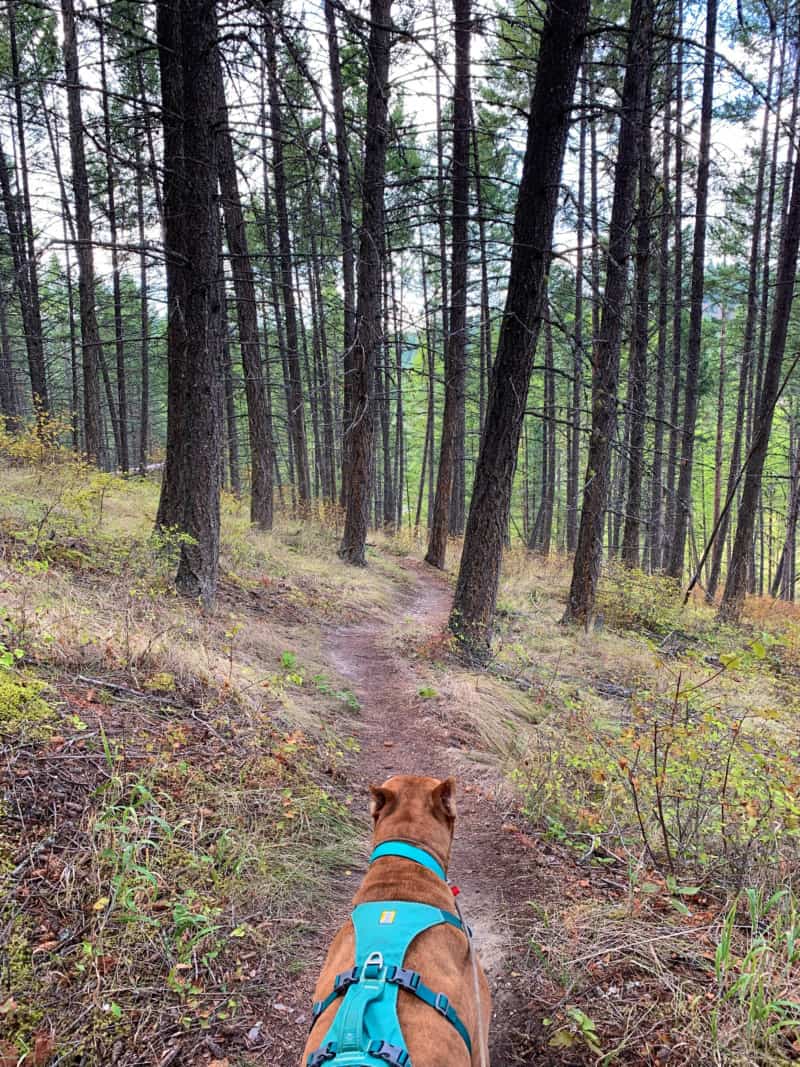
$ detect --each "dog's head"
[369,774,456,872]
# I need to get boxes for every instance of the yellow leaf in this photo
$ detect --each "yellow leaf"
[92,897,110,911]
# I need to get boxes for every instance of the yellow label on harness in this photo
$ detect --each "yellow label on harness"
[379,910,396,925]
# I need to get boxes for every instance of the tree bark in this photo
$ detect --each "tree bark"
[450,0,590,650]
[706,34,778,601]
[664,0,684,553]
[568,72,588,554]
[134,111,150,474]
[338,0,392,565]
[0,287,19,431]
[713,307,726,530]
[264,12,311,506]
[646,53,672,572]
[772,424,800,599]
[666,0,717,578]
[720,96,800,621]
[564,0,654,625]
[215,51,274,528]
[426,0,471,568]
[97,5,130,472]
[61,0,108,467]
[155,0,223,607]
[324,0,356,363]
[621,69,653,568]
[6,0,49,418]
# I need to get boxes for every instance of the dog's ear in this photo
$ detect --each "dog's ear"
[369,784,395,821]
[432,776,457,821]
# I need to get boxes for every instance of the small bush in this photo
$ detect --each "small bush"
[597,562,684,635]
[0,667,54,743]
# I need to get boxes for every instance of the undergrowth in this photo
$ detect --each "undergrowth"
[0,432,387,1065]
[493,554,800,1063]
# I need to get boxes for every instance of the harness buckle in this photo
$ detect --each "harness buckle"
[334,966,359,992]
[367,1039,412,1066]
[306,1041,337,1067]
[386,965,421,991]
[434,992,450,1017]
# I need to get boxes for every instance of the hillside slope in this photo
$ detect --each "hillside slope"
[1,451,800,1066]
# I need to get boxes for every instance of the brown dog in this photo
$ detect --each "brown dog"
[301,775,491,1067]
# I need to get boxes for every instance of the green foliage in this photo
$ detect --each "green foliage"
[0,663,54,743]
[712,889,800,1047]
[513,655,800,881]
[596,563,685,635]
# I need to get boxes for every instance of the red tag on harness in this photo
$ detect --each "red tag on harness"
[451,884,461,897]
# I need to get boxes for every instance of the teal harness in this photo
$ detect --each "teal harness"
[307,841,473,1067]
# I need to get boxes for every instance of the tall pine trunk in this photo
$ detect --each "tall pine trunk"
[338,0,392,564]
[720,88,800,621]
[265,14,311,506]
[98,6,130,472]
[7,0,49,418]
[621,70,653,568]
[450,0,590,650]
[646,53,672,572]
[61,0,108,467]
[666,0,717,578]
[706,34,778,600]
[155,0,223,606]
[426,0,471,568]
[215,51,274,529]
[567,73,588,554]
[564,0,654,624]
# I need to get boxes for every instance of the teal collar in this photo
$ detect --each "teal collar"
[369,840,447,881]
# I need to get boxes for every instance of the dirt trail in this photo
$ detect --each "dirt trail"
[280,558,558,1065]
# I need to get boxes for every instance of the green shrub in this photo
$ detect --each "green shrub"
[597,562,684,635]
[0,667,54,743]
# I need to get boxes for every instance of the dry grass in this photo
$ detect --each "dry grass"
[0,456,402,1065]
[2,446,800,1064]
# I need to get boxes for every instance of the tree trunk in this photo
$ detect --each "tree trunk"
[98,5,130,472]
[426,0,471,568]
[713,307,726,529]
[215,51,274,528]
[155,0,223,607]
[338,0,392,564]
[773,424,800,598]
[666,0,717,578]
[568,72,588,554]
[0,288,19,431]
[264,13,311,506]
[647,53,672,572]
[324,0,356,362]
[61,0,108,468]
[221,277,242,496]
[325,0,357,505]
[564,0,654,625]
[706,34,778,601]
[720,102,800,621]
[449,0,590,650]
[6,0,49,418]
[134,115,150,474]
[540,313,556,554]
[664,0,684,553]
[471,109,492,437]
[621,70,653,569]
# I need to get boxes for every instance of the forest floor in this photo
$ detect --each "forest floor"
[2,445,800,1066]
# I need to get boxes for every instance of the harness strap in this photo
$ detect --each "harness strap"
[311,960,472,1055]
[386,966,472,1053]
[369,841,446,881]
[307,1039,410,1067]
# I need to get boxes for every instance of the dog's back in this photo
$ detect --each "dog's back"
[301,775,490,1067]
